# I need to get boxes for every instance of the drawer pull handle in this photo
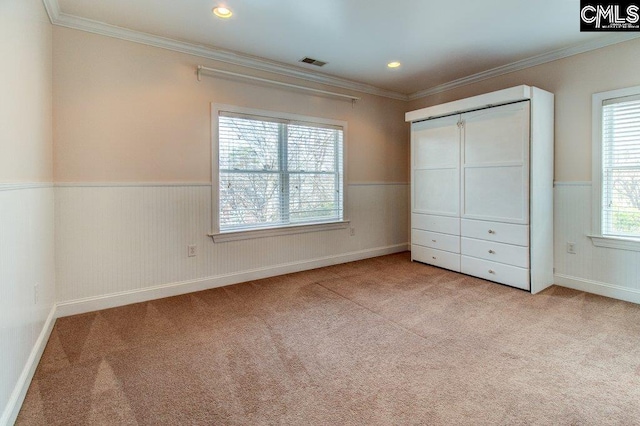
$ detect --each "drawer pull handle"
[488,229,495,234]
[432,239,436,242]
[488,269,495,274]
[432,256,437,260]
[488,250,495,254]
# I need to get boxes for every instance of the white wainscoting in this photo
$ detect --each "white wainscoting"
[554,182,640,304]
[55,183,409,315]
[0,185,56,426]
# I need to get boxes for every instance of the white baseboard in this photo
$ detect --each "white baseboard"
[57,243,409,317]
[1,305,57,426]
[1,244,408,423]
[554,273,640,305]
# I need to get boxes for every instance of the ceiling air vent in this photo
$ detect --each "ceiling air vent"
[299,57,327,67]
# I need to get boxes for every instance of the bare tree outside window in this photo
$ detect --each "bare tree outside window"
[218,114,343,232]
[288,124,341,221]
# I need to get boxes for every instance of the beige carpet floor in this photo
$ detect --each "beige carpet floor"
[16,252,640,425]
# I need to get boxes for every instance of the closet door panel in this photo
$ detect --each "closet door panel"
[462,101,530,224]
[412,115,460,216]
[463,102,529,165]
[412,116,460,168]
[414,169,459,215]
[464,166,526,222]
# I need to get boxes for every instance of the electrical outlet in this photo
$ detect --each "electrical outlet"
[567,242,576,254]
[349,227,356,237]
[188,245,197,257]
[34,283,39,305]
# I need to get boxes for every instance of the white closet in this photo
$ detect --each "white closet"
[406,86,554,294]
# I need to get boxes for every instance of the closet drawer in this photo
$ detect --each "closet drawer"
[461,238,529,268]
[412,230,460,253]
[412,245,460,272]
[412,213,460,235]
[461,256,530,290]
[461,219,528,246]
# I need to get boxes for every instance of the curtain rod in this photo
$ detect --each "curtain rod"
[196,66,360,102]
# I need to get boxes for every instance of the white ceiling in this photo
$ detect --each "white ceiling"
[54,0,634,96]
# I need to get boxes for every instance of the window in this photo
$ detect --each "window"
[592,85,640,250]
[211,105,347,241]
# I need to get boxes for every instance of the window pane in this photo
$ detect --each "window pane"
[217,108,344,234]
[603,168,640,236]
[219,173,282,230]
[219,116,279,171]
[602,97,640,237]
[289,173,342,222]
[288,125,338,172]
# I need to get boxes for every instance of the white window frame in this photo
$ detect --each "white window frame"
[210,104,349,242]
[591,85,640,251]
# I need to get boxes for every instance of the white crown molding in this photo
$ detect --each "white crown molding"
[41,1,409,101]
[41,1,640,104]
[41,0,60,22]
[408,33,640,101]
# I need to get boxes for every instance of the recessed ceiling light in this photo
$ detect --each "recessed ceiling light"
[387,61,401,68]
[213,6,233,18]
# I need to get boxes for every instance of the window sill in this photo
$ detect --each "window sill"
[209,220,350,243]
[588,234,640,252]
